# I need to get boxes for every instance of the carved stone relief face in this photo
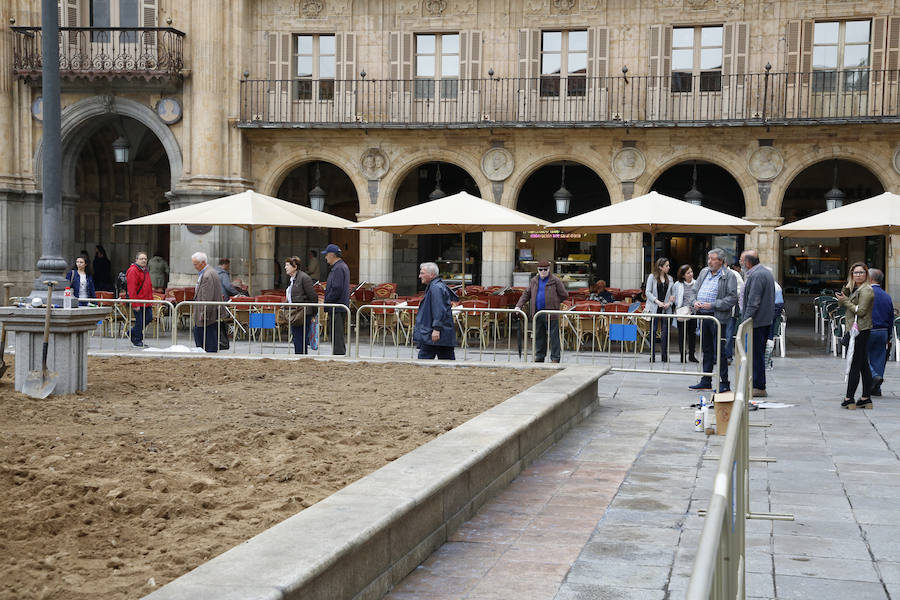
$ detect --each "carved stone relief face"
[748,147,784,181]
[481,147,515,181]
[360,148,390,180]
[612,148,646,182]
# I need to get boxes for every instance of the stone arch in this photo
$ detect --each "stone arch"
[257,148,367,215]
[639,152,755,215]
[506,153,617,209]
[773,150,891,218]
[379,149,489,212]
[34,96,183,193]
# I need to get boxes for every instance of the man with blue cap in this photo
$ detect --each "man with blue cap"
[322,243,350,354]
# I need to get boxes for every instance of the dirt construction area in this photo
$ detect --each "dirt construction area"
[0,356,550,600]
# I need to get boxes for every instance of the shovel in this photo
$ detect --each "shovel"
[23,281,59,398]
[0,282,12,379]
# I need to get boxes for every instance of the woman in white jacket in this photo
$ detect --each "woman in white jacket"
[672,264,699,363]
[645,257,675,362]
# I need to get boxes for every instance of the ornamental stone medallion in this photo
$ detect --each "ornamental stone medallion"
[424,0,447,15]
[748,146,784,181]
[360,148,390,180]
[300,0,324,17]
[612,147,645,181]
[893,147,900,175]
[481,147,514,181]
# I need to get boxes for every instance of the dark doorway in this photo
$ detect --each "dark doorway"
[515,162,611,290]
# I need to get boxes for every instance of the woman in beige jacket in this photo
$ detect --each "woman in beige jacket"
[836,261,874,409]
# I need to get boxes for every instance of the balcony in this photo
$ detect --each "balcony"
[238,69,900,129]
[12,27,186,83]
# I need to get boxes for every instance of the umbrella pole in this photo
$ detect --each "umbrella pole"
[461,231,466,297]
[248,227,254,296]
[650,231,656,274]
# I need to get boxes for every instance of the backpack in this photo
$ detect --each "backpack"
[116,271,129,298]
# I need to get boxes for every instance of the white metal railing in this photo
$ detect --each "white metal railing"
[687,318,794,599]
[173,300,351,356]
[81,297,176,351]
[531,310,723,383]
[354,304,530,362]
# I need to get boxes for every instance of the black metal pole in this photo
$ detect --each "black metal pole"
[33,0,68,297]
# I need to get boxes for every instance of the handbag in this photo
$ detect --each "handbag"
[840,331,851,347]
[675,305,691,322]
[218,321,230,350]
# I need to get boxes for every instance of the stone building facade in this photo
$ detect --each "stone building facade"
[2,0,899,298]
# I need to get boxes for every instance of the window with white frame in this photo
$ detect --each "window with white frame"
[540,30,587,97]
[294,34,335,100]
[415,33,460,99]
[671,26,723,92]
[812,20,871,93]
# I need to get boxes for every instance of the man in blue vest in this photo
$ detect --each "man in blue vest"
[867,268,893,396]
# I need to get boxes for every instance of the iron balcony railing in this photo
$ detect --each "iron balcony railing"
[12,26,186,81]
[239,69,900,128]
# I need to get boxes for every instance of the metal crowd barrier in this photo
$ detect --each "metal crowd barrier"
[354,304,529,362]
[531,310,722,384]
[173,300,351,356]
[85,297,176,352]
[687,318,794,600]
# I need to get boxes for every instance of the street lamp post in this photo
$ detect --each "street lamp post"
[32,0,69,298]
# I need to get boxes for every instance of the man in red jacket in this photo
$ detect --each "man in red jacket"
[126,251,154,347]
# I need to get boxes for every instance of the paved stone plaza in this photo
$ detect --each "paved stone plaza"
[386,324,900,600]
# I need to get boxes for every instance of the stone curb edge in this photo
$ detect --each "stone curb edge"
[143,365,608,600]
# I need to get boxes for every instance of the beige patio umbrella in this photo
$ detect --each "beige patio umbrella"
[115,190,355,293]
[552,191,759,264]
[354,191,552,294]
[776,191,900,279]
[775,192,900,239]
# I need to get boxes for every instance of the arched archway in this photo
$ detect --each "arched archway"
[514,160,612,289]
[272,161,360,288]
[391,161,481,295]
[780,159,884,295]
[649,160,746,272]
[33,97,184,289]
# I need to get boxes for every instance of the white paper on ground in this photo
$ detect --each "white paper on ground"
[750,401,795,409]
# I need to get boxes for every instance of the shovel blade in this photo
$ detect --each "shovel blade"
[23,369,59,399]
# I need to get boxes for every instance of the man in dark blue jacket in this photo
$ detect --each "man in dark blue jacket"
[323,243,350,355]
[867,269,893,396]
[413,262,458,360]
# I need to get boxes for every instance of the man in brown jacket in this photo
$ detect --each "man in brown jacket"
[516,260,569,362]
[191,252,225,352]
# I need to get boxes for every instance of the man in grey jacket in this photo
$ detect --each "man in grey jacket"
[741,250,775,397]
[689,248,738,393]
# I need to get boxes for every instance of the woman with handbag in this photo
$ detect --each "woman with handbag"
[284,256,318,354]
[672,264,698,363]
[836,262,875,409]
[645,257,675,362]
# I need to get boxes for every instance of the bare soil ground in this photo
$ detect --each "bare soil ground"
[0,356,549,600]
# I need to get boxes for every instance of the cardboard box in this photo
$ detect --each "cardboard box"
[713,391,735,436]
